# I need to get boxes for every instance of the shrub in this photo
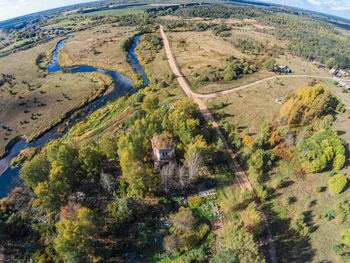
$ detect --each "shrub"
[328,174,347,194]
[314,186,326,193]
[247,203,264,234]
[334,155,346,170]
[332,245,341,253]
[134,93,145,103]
[242,136,253,147]
[188,196,203,207]
[291,213,310,237]
[342,229,350,243]
[270,176,284,189]
[324,210,335,220]
[254,184,267,202]
[329,171,336,176]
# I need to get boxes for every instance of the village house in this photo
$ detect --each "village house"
[151,133,176,173]
[279,65,292,73]
[339,80,346,87]
[330,68,337,75]
[271,64,292,74]
[339,69,349,77]
[333,77,340,83]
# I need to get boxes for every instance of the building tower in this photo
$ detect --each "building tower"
[151,133,176,173]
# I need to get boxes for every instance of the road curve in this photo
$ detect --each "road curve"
[195,75,335,98]
[160,25,278,263]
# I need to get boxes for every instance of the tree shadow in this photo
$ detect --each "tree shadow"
[223,112,234,118]
[337,130,346,136]
[263,203,316,263]
[280,180,295,189]
[308,199,317,208]
[303,210,318,233]
[343,142,350,168]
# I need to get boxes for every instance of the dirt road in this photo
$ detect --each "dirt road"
[196,75,336,98]
[160,25,278,263]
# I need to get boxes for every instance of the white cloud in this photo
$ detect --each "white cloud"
[307,0,322,6]
[1,0,350,22]
[307,0,350,9]
[0,0,94,22]
[263,0,350,19]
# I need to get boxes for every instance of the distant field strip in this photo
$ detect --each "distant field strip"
[81,6,156,16]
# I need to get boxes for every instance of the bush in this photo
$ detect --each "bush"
[329,171,337,176]
[342,229,350,243]
[332,245,341,253]
[254,184,267,202]
[290,213,310,237]
[247,203,264,234]
[134,92,145,103]
[324,210,335,220]
[314,186,326,193]
[188,196,203,207]
[328,174,347,194]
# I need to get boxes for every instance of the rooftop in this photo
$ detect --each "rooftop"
[151,133,174,149]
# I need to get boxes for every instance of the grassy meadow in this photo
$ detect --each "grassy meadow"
[166,17,328,94]
[0,34,113,156]
[266,108,350,262]
[58,25,139,80]
[205,77,314,136]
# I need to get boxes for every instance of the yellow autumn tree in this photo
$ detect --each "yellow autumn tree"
[54,205,97,262]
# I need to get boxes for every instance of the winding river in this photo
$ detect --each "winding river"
[0,35,149,198]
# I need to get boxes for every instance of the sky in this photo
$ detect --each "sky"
[0,0,349,22]
[263,0,350,19]
[0,0,95,22]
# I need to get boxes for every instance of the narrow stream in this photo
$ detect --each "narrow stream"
[0,35,148,198]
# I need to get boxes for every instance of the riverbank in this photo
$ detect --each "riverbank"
[0,33,149,198]
[0,80,113,160]
[57,25,144,88]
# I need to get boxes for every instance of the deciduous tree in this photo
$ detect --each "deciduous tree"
[54,205,98,262]
[20,154,50,189]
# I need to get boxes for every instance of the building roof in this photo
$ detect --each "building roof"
[151,133,174,149]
